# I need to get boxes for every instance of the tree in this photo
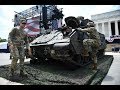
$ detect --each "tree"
[0,37,7,42]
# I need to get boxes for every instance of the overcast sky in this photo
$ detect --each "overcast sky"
[0,5,120,39]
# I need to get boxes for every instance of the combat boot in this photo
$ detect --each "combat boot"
[92,63,97,70]
[19,70,28,77]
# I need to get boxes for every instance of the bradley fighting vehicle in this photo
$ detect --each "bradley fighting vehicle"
[29,16,107,69]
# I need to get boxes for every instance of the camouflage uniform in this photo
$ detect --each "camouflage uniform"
[77,22,101,70]
[8,20,30,76]
[8,36,12,59]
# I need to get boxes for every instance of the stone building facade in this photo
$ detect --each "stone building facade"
[91,10,120,39]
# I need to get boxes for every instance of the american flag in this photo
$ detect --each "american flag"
[24,16,40,37]
[24,16,62,37]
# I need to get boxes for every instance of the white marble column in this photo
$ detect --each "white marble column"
[115,20,119,35]
[108,21,112,37]
[95,23,99,32]
[102,22,105,34]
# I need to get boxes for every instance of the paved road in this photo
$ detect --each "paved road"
[0,53,30,66]
[0,53,11,66]
[0,53,30,85]
[101,52,120,85]
[0,52,120,85]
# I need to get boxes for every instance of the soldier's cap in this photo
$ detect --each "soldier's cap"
[20,19,27,24]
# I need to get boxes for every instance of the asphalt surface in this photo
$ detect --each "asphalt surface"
[0,52,119,85]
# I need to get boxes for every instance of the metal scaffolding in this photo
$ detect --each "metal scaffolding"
[14,5,57,19]
[13,5,63,36]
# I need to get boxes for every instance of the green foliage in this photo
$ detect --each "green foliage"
[0,37,7,42]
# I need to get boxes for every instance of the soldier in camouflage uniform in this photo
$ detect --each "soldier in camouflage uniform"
[77,22,101,70]
[8,19,32,77]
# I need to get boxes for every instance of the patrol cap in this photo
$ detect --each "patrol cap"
[87,22,95,27]
[20,19,27,24]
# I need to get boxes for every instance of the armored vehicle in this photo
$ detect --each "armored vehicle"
[29,16,107,69]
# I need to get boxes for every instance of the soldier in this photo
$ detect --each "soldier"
[8,19,32,77]
[77,16,87,29]
[77,22,101,70]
